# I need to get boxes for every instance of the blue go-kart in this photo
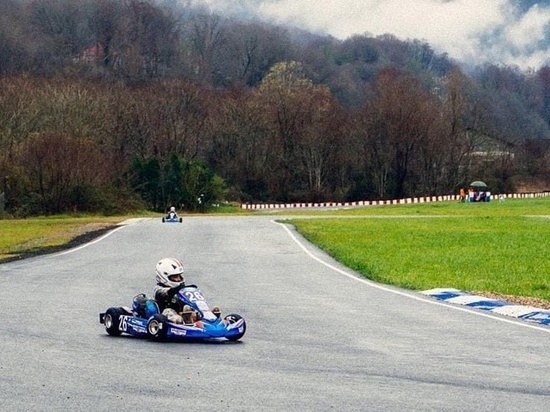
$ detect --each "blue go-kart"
[99,285,246,342]
[162,211,182,223]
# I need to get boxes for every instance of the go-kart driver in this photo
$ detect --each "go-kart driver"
[154,257,220,324]
[166,206,178,218]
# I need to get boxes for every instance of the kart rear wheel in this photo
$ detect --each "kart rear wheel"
[104,308,123,336]
[147,314,168,341]
[162,217,165,223]
[225,313,246,341]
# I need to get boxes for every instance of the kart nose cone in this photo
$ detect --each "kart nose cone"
[203,321,227,337]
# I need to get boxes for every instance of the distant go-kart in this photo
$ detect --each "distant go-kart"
[162,211,182,223]
[99,285,246,342]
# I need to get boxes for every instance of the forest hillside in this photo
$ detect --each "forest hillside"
[0,0,549,215]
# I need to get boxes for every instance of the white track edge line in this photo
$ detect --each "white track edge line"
[273,220,550,334]
[51,225,127,256]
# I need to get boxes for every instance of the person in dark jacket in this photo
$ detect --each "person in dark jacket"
[154,257,221,324]
[154,257,189,323]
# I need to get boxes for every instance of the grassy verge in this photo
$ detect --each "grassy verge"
[287,198,550,301]
[0,215,134,261]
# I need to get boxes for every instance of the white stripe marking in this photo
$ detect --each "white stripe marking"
[54,225,126,256]
[47,218,148,257]
[274,220,550,333]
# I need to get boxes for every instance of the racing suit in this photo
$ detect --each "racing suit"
[154,283,186,323]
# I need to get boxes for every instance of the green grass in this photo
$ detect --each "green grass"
[0,215,133,260]
[287,197,550,300]
[279,196,550,217]
[204,202,252,214]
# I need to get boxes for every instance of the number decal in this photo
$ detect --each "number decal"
[119,316,128,332]
[183,290,205,302]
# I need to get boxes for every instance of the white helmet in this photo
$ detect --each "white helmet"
[170,206,176,212]
[155,258,185,288]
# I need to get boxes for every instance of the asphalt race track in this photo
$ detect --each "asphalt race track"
[1,216,550,411]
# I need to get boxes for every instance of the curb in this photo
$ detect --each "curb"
[421,288,550,327]
[241,192,550,210]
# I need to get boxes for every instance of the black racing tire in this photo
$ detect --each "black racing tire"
[104,307,124,336]
[162,217,165,223]
[225,313,246,341]
[147,314,168,341]
[179,217,183,223]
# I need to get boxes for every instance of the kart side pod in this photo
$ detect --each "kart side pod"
[132,294,160,318]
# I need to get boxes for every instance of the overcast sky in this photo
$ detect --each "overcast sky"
[195,0,550,70]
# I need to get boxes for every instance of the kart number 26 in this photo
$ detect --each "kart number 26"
[119,315,129,332]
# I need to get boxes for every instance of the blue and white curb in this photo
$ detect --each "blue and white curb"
[421,288,550,326]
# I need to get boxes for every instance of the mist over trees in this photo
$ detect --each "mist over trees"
[1,0,549,216]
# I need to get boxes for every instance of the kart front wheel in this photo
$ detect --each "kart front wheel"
[225,313,246,341]
[147,314,167,341]
[104,308,123,336]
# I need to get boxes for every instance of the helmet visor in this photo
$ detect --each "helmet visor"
[168,273,183,283]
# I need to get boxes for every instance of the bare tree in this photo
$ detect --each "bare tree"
[358,69,439,199]
[180,13,226,86]
[23,133,107,213]
[216,22,291,87]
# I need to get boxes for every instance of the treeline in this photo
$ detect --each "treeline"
[0,0,549,216]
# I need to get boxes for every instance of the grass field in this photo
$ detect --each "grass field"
[287,197,550,301]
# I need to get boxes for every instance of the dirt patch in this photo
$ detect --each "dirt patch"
[474,291,550,310]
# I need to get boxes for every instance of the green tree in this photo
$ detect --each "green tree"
[130,156,161,210]
[131,155,225,212]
